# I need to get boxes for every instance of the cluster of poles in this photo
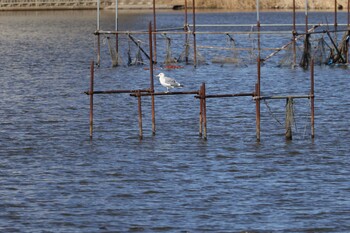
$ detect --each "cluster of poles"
[85,0,350,141]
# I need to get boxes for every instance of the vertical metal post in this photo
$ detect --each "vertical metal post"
[149,22,156,135]
[193,0,197,67]
[199,84,203,137]
[153,0,157,63]
[256,0,261,142]
[311,59,315,138]
[293,0,297,67]
[202,83,207,140]
[137,90,143,140]
[305,0,308,33]
[335,0,338,42]
[255,83,261,142]
[115,0,119,66]
[185,0,189,64]
[89,61,94,138]
[347,0,350,63]
[97,0,101,66]
[285,97,293,140]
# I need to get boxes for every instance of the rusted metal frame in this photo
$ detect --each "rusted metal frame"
[89,61,94,139]
[85,89,150,95]
[149,22,156,136]
[310,59,315,139]
[184,0,189,64]
[199,83,203,138]
[256,0,261,142]
[293,0,297,66]
[152,0,157,63]
[130,91,199,97]
[96,30,292,35]
[201,83,207,140]
[192,0,197,67]
[137,90,143,140]
[194,93,254,99]
[258,95,311,100]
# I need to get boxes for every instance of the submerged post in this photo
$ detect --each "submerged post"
[311,59,315,138]
[199,83,203,137]
[285,97,293,140]
[256,0,261,142]
[202,83,207,140]
[89,61,94,138]
[137,90,143,140]
[149,22,156,135]
[193,0,197,67]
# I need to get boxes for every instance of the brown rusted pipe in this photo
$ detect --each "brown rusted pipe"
[97,34,101,67]
[131,91,199,97]
[195,93,254,98]
[86,89,150,95]
[149,22,156,135]
[185,0,189,64]
[153,0,157,63]
[255,83,261,142]
[89,61,94,138]
[202,83,207,140]
[311,59,315,139]
[199,83,203,138]
[193,0,197,67]
[293,0,297,66]
[137,90,143,140]
[285,97,293,140]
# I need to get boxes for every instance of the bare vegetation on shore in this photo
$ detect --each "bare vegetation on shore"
[158,0,349,10]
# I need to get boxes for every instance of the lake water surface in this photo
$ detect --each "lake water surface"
[1,9,350,232]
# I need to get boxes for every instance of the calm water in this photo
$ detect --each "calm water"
[1,10,350,232]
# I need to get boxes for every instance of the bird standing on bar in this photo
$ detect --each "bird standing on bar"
[157,73,183,93]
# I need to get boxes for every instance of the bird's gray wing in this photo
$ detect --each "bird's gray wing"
[163,77,178,85]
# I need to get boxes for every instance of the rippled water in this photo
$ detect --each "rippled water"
[1,10,350,232]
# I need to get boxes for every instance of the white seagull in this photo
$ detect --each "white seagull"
[156,73,183,93]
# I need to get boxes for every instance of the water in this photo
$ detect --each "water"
[1,9,350,232]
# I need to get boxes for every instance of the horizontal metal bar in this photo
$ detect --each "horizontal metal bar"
[195,93,254,99]
[130,91,199,97]
[85,89,150,95]
[95,30,292,35]
[190,23,349,27]
[255,95,313,100]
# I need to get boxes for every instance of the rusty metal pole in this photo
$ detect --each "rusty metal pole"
[348,0,350,63]
[203,83,207,140]
[311,59,315,139]
[193,0,197,67]
[256,0,261,142]
[185,0,189,64]
[149,22,156,135]
[293,0,297,67]
[335,0,338,42]
[153,0,157,63]
[89,61,94,138]
[199,84,203,137]
[305,0,308,33]
[115,0,119,66]
[97,0,101,66]
[137,90,143,140]
[255,83,261,141]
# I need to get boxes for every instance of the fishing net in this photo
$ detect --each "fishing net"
[299,34,311,69]
[127,37,145,66]
[106,37,122,67]
[177,35,206,65]
[313,37,329,65]
[211,34,242,64]
[163,34,177,65]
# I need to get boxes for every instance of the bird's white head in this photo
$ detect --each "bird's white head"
[157,73,164,78]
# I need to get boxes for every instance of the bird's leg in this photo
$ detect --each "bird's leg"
[166,87,169,93]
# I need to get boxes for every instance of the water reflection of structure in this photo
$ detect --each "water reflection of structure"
[87,0,349,141]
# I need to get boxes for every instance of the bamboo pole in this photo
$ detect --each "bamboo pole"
[149,22,156,135]
[311,59,315,139]
[89,61,94,138]
[185,0,189,64]
[115,0,119,66]
[97,0,101,66]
